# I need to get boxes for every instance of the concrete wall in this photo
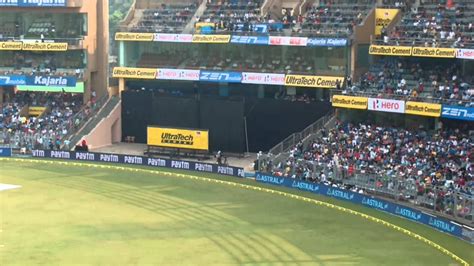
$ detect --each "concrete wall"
[82,100,122,150]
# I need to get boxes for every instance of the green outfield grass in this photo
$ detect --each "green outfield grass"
[1,159,473,265]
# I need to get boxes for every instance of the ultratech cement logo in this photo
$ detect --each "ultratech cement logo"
[332,95,368,109]
[405,101,441,117]
[285,75,344,88]
[369,45,412,56]
[114,32,154,41]
[112,67,157,79]
[0,42,23,50]
[412,47,456,58]
[161,133,194,146]
[22,42,68,51]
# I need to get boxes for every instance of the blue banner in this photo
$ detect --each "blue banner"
[255,173,467,241]
[230,36,269,45]
[25,75,77,87]
[0,0,67,7]
[307,38,348,47]
[31,150,245,178]
[0,75,26,86]
[0,147,12,157]
[441,105,474,121]
[199,71,242,83]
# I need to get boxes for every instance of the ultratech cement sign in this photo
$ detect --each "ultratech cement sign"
[0,41,67,51]
[285,75,345,88]
[369,45,412,56]
[332,95,368,109]
[405,101,442,117]
[115,32,154,41]
[411,47,456,58]
[369,45,456,58]
[112,67,157,79]
[147,126,209,151]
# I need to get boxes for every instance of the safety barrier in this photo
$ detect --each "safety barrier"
[29,149,244,178]
[255,173,474,244]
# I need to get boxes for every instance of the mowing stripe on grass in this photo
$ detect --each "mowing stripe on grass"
[1,158,470,266]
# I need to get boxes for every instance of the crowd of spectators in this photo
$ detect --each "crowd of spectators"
[267,122,473,218]
[0,91,86,150]
[196,0,282,34]
[129,2,199,33]
[299,0,374,37]
[137,49,344,76]
[345,58,474,106]
[0,51,84,78]
[379,0,474,48]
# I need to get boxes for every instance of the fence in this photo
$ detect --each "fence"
[259,157,474,225]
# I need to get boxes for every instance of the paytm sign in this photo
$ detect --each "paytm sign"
[368,98,405,113]
[0,0,66,6]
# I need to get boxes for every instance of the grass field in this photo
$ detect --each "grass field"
[1,159,473,265]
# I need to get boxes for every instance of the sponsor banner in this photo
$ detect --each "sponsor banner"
[269,36,308,46]
[368,98,405,113]
[369,45,412,56]
[17,82,84,93]
[0,75,26,86]
[199,71,242,83]
[153,33,193,43]
[255,173,466,241]
[241,72,285,85]
[375,8,400,35]
[115,32,154,42]
[22,42,68,51]
[0,41,23,50]
[0,0,66,7]
[456,48,474,60]
[441,105,474,121]
[332,95,368,110]
[156,69,200,81]
[0,147,12,157]
[285,75,344,88]
[24,75,76,87]
[412,47,456,58]
[30,149,244,177]
[405,101,442,117]
[147,126,209,151]
[192,35,231,44]
[307,38,348,47]
[230,35,269,45]
[112,67,157,79]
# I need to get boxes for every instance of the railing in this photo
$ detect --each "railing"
[59,95,110,150]
[268,110,335,156]
[331,89,474,107]
[259,159,474,225]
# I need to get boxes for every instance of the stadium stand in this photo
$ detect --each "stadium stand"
[299,0,375,37]
[0,51,85,78]
[128,2,200,33]
[0,92,87,150]
[375,0,474,48]
[344,58,474,106]
[260,121,473,221]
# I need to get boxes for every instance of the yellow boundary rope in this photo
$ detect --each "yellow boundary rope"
[1,158,470,266]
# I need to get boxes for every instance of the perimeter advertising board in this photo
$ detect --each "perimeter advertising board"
[368,98,405,113]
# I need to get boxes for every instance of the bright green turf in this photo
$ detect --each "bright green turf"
[1,160,473,265]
